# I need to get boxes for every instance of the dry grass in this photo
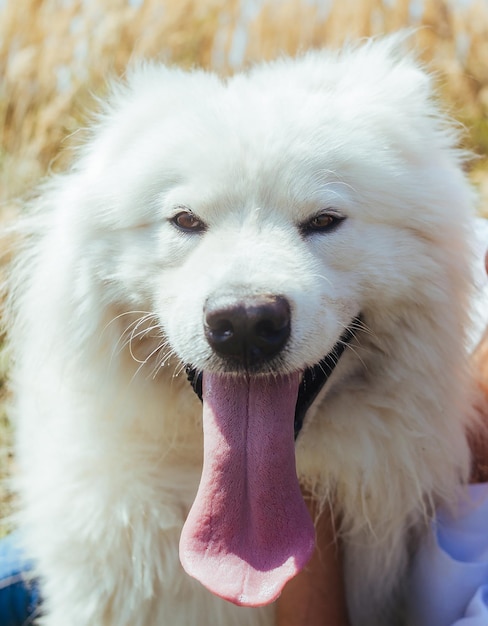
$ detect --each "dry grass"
[1,0,488,531]
[1,0,488,201]
[0,0,488,201]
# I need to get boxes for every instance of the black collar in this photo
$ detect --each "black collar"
[293,316,361,438]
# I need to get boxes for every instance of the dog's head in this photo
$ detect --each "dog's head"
[70,38,470,378]
[20,35,474,607]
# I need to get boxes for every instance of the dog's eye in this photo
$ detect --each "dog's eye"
[171,211,206,233]
[301,213,345,235]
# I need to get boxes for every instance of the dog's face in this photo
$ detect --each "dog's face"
[80,51,455,381]
[154,151,362,377]
[59,40,471,607]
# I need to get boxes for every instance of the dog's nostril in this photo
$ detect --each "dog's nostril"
[204,295,291,367]
[207,318,234,341]
[255,318,286,339]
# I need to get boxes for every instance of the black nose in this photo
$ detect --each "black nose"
[204,294,291,367]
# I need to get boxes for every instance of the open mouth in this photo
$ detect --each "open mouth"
[186,315,362,439]
[180,316,361,607]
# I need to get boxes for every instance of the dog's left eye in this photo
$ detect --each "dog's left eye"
[171,211,207,233]
[300,212,345,235]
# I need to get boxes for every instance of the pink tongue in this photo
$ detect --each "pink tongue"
[179,372,315,606]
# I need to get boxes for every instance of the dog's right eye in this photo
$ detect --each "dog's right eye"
[171,211,207,233]
[299,211,346,236]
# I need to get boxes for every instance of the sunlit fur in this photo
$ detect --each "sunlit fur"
[8,35,478,625]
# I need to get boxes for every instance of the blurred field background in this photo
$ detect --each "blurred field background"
[1,0,488,532]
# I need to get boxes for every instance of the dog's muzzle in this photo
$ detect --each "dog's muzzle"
[186,296,361,439]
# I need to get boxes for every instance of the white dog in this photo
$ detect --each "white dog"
[8,35,478,625]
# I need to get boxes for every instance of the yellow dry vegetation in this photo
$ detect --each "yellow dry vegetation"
[0,0,488,201]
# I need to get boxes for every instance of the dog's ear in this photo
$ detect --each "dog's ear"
[345,31,433,99]
[264,32,436,128]
[75,63,219,173]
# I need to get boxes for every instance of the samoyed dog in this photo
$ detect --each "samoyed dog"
[8,36,478,625]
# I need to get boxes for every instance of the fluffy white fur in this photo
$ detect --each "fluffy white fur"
[8,36,478,625]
